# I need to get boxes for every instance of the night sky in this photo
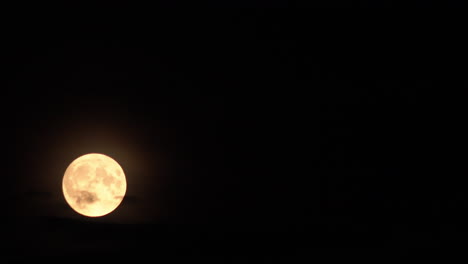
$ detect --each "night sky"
[4,15,468,262]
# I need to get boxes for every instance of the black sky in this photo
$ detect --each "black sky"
[3,15,468,263]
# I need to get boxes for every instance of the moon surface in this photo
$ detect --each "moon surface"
[62,153,127,217]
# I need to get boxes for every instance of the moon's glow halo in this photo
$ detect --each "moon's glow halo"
[62,153,126,217]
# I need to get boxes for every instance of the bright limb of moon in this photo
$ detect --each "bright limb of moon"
[62,153,127,217]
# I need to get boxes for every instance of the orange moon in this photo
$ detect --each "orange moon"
[62,153,127,217]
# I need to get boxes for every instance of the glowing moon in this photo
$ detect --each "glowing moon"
[62,153,126,217]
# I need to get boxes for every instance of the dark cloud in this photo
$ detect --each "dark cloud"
[76,191,98,205]
[23,190,52,198]
[119,195,137,203]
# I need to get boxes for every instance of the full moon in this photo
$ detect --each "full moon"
[62,153,127,217]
